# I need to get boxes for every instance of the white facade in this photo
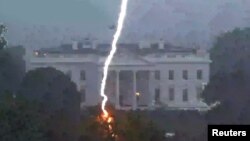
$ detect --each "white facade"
[26,41,211,110]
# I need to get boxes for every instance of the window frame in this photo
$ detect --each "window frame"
[168,70,174,80]
[182,70,188,80]
[196,86,203,100]
[182,88,188,102]
[169,87,175,101]
[155,70,160,80]
[80,70,86,81]
[154,88,160,103]
[197,69,203,80]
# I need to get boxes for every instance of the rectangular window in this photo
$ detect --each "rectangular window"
[155,88,160,103]
[182,70,188,80]
[80,70,86,80]
[182,88,188,102]
[169,70,174,80]
[197,70,203,80]
[80,88,86,102]
[169,87,175,101]
[196,86,203,100]
[155,71,160,80]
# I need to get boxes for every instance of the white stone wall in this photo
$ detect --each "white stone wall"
[156,63,209,108]
[26,49,211,110]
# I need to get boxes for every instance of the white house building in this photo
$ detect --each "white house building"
[26,40,211,110]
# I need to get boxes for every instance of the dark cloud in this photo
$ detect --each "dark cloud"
[0,0,249,48]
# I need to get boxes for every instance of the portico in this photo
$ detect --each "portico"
[101,54,155,110]
[106,69,154,110]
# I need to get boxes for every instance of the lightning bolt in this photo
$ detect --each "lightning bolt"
[100,0,128,118]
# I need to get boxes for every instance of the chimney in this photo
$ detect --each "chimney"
[92,41,97,49]
[159,39,164,49]
[72,41,78,50]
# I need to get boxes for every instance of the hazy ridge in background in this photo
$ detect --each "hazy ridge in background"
[0,0,250,49]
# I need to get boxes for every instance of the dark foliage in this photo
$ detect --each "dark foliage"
[0,92,48,141]
[18,67,81,141]
[0,24,7,50]
[210,27,250,75]
[79,106,166,141]
[0,46,25,95]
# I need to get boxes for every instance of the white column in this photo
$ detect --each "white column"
[115,70,120,109]
[132,71,137,110]
[148,71,155,108]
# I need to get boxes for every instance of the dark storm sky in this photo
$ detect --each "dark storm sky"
[0,0,250,48]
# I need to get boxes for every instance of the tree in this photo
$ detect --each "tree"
[149,110,207,141]
[0,92,48,141]
[80,106,166,141]
[203,27,250,124]
[0,24,7,50]
[18,67,80,141]
[0,24,25,95]
[0,46,25,95]
[118,112,165,141]
[210,27,250,75]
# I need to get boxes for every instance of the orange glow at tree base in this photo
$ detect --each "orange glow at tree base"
[97,111,117,140]
[97,113,118,141]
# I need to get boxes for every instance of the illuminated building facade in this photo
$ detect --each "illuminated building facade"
[26,40,211,110]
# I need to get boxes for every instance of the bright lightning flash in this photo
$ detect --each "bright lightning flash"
[100,0,128,118]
